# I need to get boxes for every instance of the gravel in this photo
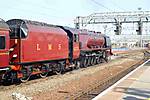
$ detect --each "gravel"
[0,50,144,100]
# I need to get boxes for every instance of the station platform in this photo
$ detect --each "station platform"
[93,59,150,100]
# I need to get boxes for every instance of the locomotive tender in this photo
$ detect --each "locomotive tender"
[0,19,112,83]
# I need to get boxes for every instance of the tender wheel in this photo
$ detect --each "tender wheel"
[74,60,80,69]
[20,68,30,83]
[40,72,48,78]
[20,76,30,83]
[2,71,17,85]
[54,63,63,75]
[39,65,49,78]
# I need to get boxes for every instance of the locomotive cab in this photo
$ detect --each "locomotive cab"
[104,36,111,48]
[104,36,113,56]
[7,19,28,64]
[0,19,10,72]
[58,26,80,63]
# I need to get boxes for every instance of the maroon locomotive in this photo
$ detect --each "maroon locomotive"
[79,30,112,67]
[0,19,112,83]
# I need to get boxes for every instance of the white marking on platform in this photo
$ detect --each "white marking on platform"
[92,59,150,100]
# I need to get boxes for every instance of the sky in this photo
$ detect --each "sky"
[0,0,150,27]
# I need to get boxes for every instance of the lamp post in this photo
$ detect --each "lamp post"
[137,7,143,48]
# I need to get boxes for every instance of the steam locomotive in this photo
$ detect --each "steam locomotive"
[0,19,112,83]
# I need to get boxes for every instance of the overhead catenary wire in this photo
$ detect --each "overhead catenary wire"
[2,0,67,20]
[5,6,62,19]
[16,0,62,13]
[90,0,112,11]
[3,1,68,21]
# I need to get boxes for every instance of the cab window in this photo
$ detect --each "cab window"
[0,36,5,49]
[74,34,79,42]
[9,23,28,39]
[106,37,111,47]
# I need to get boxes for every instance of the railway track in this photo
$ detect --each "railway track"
[68,59,146,100]
[0,56,127,91]
[0,55,120,90]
